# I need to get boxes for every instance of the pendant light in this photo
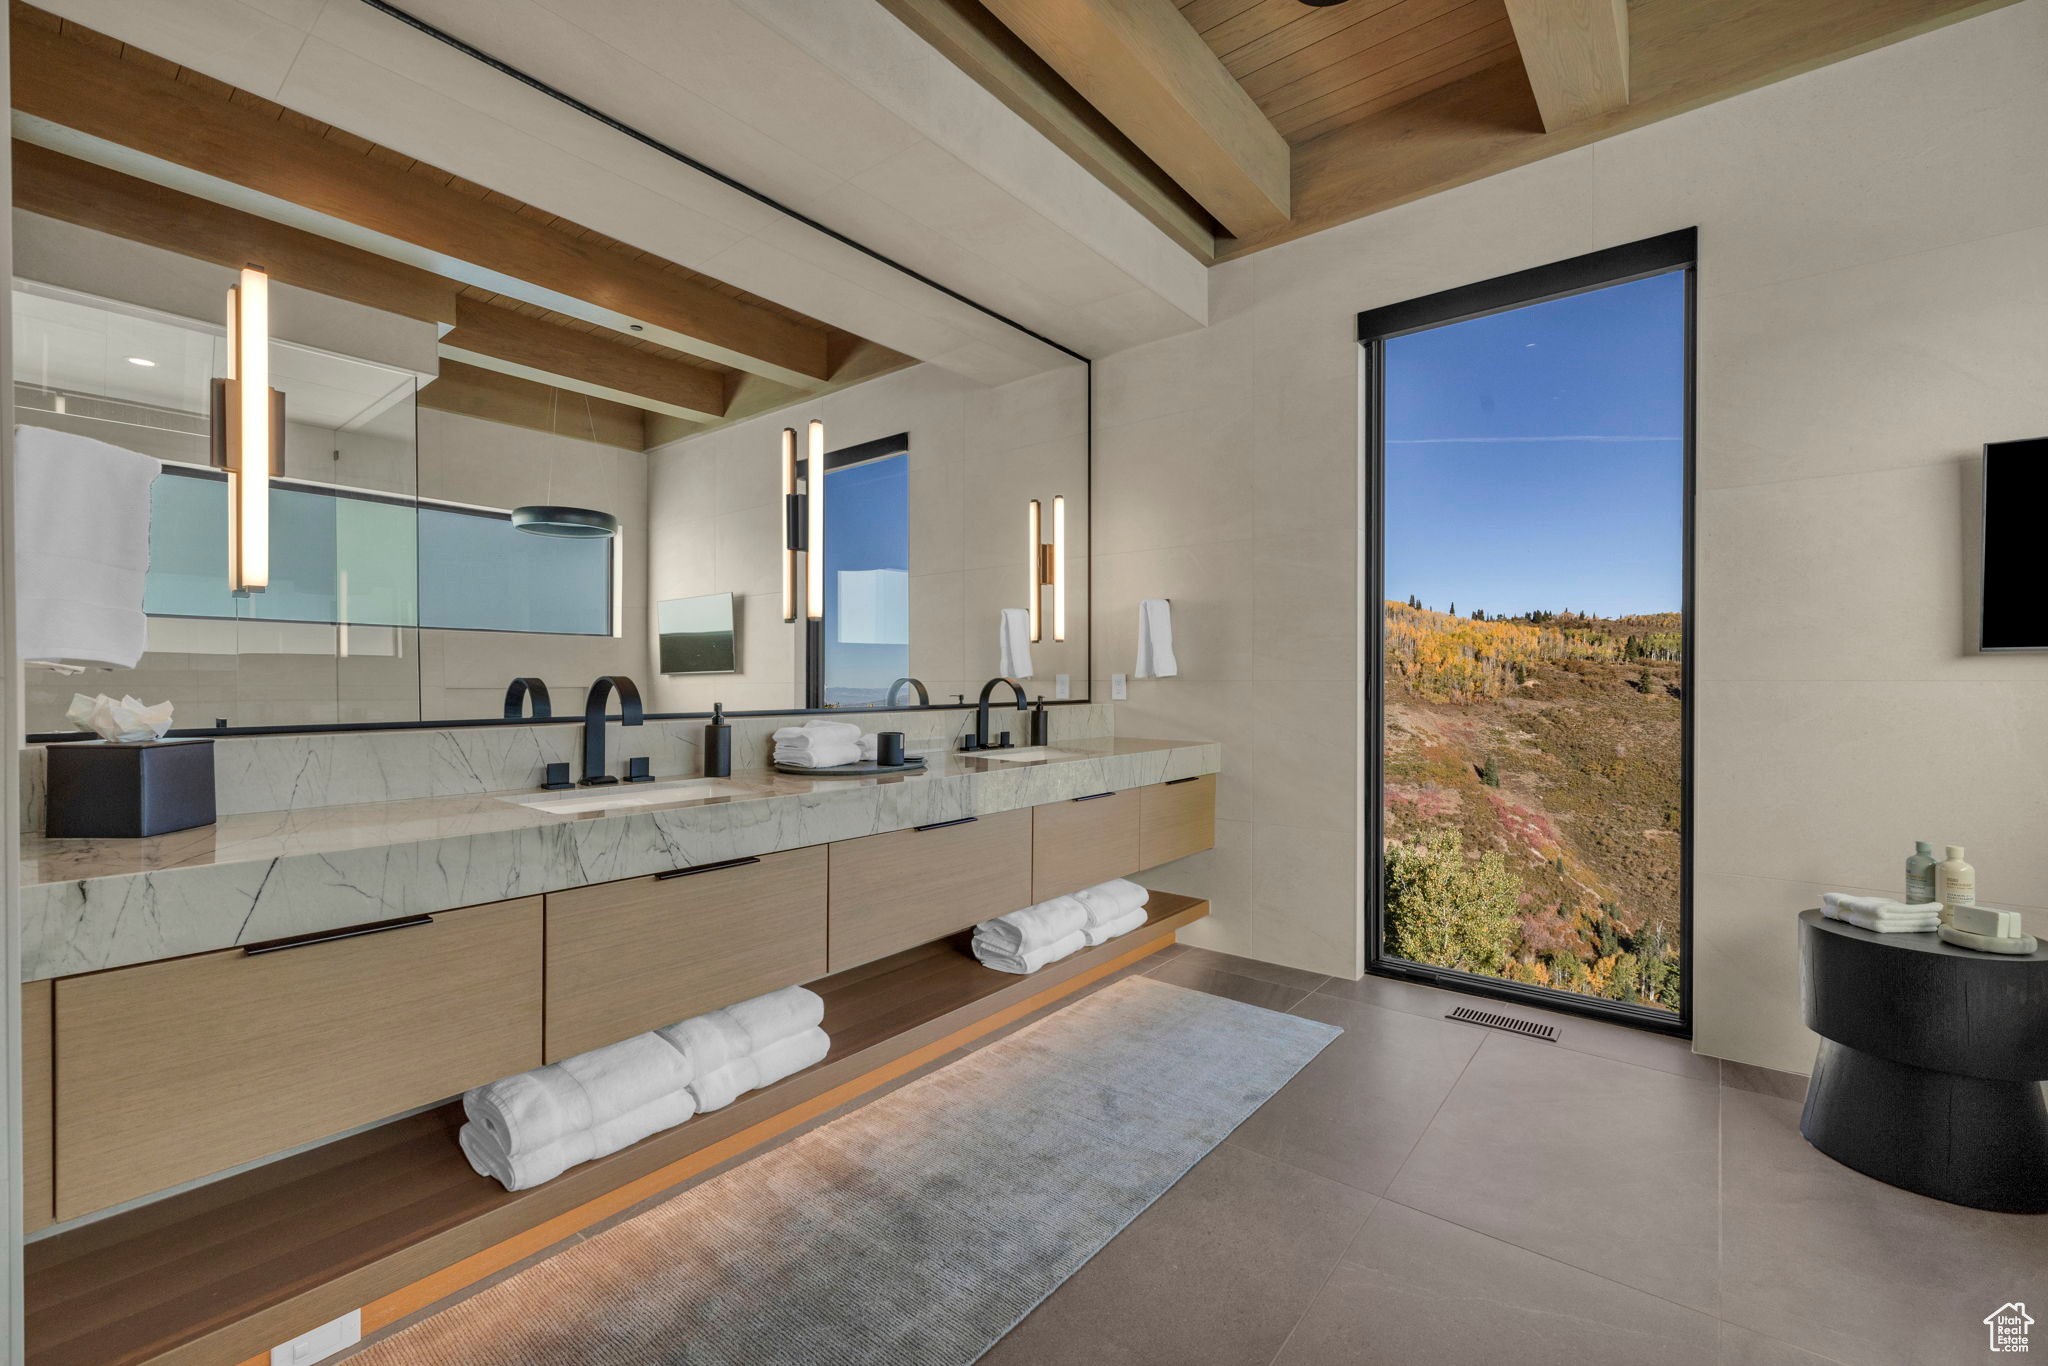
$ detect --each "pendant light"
[513,386,619,538]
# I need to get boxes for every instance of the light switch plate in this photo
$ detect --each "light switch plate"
[1111,673,1127,700]
[271,1309,361,1365]
[1055,674,1070,700]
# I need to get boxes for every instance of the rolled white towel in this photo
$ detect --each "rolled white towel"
[774,740,864,768]
[464,1032,694,1158]
[460,1085,697,1191]
[657,1010,752,1077]
[974,927,1085,975]
[1075,879,1149,928]
[689,1026,831,1113]
[859,734,880,761]
[975,896,1087,955]
[772,721,863,748]
[1083,907,1149,947]
[720,986,826,1053]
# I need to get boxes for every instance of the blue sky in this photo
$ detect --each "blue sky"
[1383,270,1686,620]
[823,452,909,693]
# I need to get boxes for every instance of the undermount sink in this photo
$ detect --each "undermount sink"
[963,746,1089,764]
[500,777,761,815]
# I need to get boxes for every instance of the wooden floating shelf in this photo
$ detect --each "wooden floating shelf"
[27,893,1209,1366]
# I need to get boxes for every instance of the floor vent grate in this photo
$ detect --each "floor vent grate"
[1445,1006,1558,1042]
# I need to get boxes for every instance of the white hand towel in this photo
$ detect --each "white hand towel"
[772,721,863,748]
[688,1026,831,1113]
[657,1010,753,1077]
[464,1032,695,1158]
[1832,908,1940,933]
[1075,879,1149,927]
[13,425,162,668]
[973,927,1085,975]
[460,1085,698,1192]
[1084,907,1149,947]
[1135,598,1177,679]
[719,986,826,1053]
[1823,893,1939,918]
[774,740,864,768]
[975,896,1088,955]
[999,607,1033,679]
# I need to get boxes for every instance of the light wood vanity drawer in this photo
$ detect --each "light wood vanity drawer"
[1141,775,1217,869]
[1032,787,1143,901]
[24,979,53,1234]
[545,847,828,1062]
[827,807,1033,971]
[53,897,542,1220]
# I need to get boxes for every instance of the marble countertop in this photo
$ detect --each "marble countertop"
[22,736,1219,982]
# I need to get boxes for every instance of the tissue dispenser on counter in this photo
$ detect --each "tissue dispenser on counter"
[46,739,216,839]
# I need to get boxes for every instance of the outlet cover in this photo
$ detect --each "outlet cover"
[271,1309,361,1365]
[1054,674,1070,700]
[1111,673,1127,700]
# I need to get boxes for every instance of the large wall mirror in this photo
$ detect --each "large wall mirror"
[12,63,1090,736]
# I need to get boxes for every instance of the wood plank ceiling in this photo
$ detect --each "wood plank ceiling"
[9,4,914,449]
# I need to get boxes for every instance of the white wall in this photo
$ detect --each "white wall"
[1092,0,2048,1073]
[646,361,1090,713]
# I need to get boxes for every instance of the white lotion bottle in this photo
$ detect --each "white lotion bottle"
[1906,841,1937,905]
[1935,845,1975,927]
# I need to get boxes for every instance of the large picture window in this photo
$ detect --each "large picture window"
[1361,231,1695,1031]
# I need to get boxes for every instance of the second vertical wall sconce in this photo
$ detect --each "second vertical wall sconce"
[781,419,827,623]
[211,265,283,592]
[1028,494,1066,643]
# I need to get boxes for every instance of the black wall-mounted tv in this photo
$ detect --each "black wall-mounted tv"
[1980,437,2048,651]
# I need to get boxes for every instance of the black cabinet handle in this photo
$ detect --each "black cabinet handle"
[243,915,434,956]
[1073,791,1118,802]
[1166,776,1202,786]
[656,856,761,880]
[914,816,979,832]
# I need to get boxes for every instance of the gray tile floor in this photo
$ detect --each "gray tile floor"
[983,947,2048,1366]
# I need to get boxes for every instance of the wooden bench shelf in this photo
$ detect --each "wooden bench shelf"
[27,893,1209,1366]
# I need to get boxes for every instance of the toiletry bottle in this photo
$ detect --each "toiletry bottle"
[1935,845,1974,927]
[704,703,732,778]
[1906,841,1937,905]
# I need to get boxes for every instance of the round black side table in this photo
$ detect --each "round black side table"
[1798,909,2048,1213]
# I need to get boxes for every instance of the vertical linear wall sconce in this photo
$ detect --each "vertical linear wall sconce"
[805,419,826,622]
[1028,495,1067,643]
[211,265,283,592]
[781,426,801,623]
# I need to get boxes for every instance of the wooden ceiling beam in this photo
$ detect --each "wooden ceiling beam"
[976,0,1292,238]
[10,17,833,388]
[441,297,726,423]
[11,141,461,326]
[1503,0,1630,131]
[419,360,649,452]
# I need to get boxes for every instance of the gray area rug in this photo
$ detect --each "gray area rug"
[354,975,1341,1366]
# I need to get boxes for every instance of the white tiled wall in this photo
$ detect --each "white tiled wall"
[1090,0,2048,1073]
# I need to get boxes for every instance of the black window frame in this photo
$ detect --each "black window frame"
[1359,228,1698,1037]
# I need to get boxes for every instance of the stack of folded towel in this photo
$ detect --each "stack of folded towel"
[657,986,830,1113]
[1075,878,1151,945]
[772,720,879,768]
[1820,893,1942,933]
[460,1032,696,1192]
[459,986,830,1191]
[973,895,1088,974]
[972,879,1154,973]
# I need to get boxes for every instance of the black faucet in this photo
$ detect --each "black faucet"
[886,676,930,707]
[580,675,643,786]
[964,677,1028,751]
[503,676,551,720]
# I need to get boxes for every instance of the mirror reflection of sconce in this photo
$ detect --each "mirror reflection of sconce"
[781,419,827,623]
[210,265,283,593]
[1028,494,1066,643]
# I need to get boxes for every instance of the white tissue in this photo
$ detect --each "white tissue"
[66,693,174,742]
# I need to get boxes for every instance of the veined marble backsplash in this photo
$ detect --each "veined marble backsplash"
[19,703,1114,833]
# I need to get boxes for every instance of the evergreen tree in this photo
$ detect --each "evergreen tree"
[1481,754,1500,787]
[1638,665,1653,694]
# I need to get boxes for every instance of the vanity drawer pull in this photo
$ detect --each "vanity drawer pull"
[1073,791,1118,802]
[1165,776,1201,786]
[242,914,435,956]
[656,856,761,880]
[914,816,979,833]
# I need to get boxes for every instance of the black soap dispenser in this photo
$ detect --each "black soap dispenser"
[703,703,732,778]
[1029,696,1051,747]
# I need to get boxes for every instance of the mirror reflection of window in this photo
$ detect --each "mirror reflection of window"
[820,447,908,707]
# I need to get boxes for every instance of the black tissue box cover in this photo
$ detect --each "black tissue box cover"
[45,739,217,839]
